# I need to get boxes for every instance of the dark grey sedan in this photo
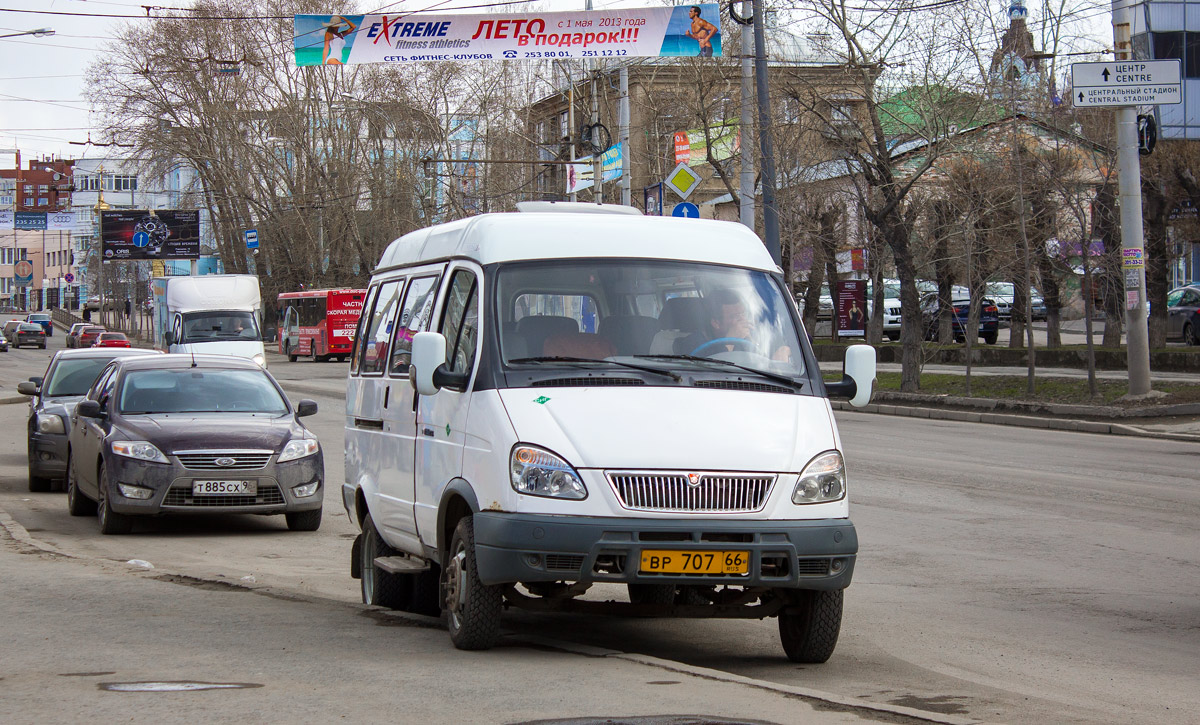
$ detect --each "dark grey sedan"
[66,354,324,534]
[18,347,163,492]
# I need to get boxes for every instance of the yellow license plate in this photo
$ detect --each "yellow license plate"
[639,549,750,575]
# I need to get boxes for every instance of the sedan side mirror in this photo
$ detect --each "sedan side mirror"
[295,399,318,418]
[826,344,876,408]
[28,376,43,385]
[76,400,104,418]
[164,331,175,346]
[17,381,38,396]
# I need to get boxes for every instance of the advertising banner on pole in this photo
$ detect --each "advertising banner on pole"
[0,211,78,230]
[294,4,722,65]
[673,122,739,165]
[566,145,623,195]
[835,280,867,337]
[101,210,200,261]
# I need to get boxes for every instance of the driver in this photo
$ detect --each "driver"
[681,289,792,362]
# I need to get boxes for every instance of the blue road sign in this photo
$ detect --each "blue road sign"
[671,202,699,218]
[132,231,150,248]
[245,229,259,249]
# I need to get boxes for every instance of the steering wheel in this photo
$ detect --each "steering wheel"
[690,337,754,356]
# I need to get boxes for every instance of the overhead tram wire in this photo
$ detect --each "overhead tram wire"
[0,0,548,21]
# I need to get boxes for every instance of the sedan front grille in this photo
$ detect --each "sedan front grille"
[163,483,284,507]
[607,472,775,513]
[176,452,272,470]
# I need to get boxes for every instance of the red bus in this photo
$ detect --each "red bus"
[277,288,366,362]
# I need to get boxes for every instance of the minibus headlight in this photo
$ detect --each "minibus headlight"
[510,445,587,500]
[792,451,846,504]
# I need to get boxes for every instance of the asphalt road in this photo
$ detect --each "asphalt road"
[2,336,1198,723]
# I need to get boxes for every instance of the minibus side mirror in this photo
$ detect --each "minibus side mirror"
[164,331,175,346]
[826,344,876,408]
[411,331,448,396]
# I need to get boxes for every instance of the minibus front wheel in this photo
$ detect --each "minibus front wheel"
[444,516,503,650]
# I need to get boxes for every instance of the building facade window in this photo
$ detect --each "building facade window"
[1152,31,1200,79]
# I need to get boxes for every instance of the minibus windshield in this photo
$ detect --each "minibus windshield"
[497,259,806,379]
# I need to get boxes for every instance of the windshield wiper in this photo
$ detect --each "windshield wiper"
[508,356,681,381]
[632,355,803,389]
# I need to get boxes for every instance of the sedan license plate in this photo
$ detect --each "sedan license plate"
[639,549,750,575]
[192,480,256,496]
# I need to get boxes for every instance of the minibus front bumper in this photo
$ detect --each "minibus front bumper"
[472,512,856,591]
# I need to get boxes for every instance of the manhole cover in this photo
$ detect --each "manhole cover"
[513,718,782,725]
[100,681,262,692]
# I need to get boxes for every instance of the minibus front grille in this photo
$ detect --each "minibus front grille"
[530,377,645,387]
[607,472,775,513]
[692,380,795,394]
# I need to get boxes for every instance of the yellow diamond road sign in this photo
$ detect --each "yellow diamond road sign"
[664,162,702,201]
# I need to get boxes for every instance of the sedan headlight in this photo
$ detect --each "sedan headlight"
[252,353,267,368]
[111,440,169,464]
[510,445,587,500]
[36,412,66,435]
[792,450,847,504]
[277,438,319,463]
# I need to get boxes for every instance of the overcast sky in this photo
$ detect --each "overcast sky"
[0,0,1114,164]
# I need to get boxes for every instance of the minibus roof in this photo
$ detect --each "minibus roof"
[374,212,780,274]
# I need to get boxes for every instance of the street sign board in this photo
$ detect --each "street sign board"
[1071,60,1181,107]
[245,228,259,249]
[671,202,700,218]
[14,260,33,287]
[64,272,74,283]
[663,162,702,200]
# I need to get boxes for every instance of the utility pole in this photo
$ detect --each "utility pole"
[619,66,631,206]
[1113,0,1152,395]
[739,0,755,228]
[587,0,603,204]
[751,0,780,265]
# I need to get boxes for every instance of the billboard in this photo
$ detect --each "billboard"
[294,4,721,65]
[101,210,200,261]
[566,144,623,195]
[835,280,867,337]
[674,122,740,165]
[0,211,79,230]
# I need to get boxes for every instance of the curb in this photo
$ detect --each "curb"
[831,400,1200,442]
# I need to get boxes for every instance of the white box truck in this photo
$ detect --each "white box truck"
[151,275,267,367]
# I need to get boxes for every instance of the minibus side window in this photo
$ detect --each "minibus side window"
[360,280,404,376]
[439,270,479,376]
[349,285,379,375]
[389,275,440,377]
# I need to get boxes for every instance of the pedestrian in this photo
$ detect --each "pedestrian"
[124,298,131,320]
[82,306,91,322]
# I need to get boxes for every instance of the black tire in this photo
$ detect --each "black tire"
[628,583,676,605]
[285,343,298,363]
[66,452,96,516]
[360,514,409,608]
[97,466,133,535]
[28,459,51,493]
[285,508,322,532]
[39,343,45,349]
[982,332,998,345]
[444,517,503,650]
[1185,323,1199,346]
[778,589,844,663]
[885,332,900,342]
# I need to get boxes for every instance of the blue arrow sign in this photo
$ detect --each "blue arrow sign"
[671,202,699,218]
[132,231,150,248]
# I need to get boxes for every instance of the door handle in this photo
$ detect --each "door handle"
[354,418,384,430]
[422,427,435,437]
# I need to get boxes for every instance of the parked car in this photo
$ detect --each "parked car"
[0,334,8,353]
[95,332,132,348]
[77,326,106,348]
[3,319,25,343]
[66,322,91,348]
[920,293,999,344]
[17,348,162,492]
[26,312,53,336]
[14,323,46,349]
[983,282,1046,322]
[1166,284,1200,345]
[66,354,324,534]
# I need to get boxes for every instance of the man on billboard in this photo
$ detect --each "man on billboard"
[686,6,718,57]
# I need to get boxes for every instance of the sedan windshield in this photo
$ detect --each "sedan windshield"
[180,311,260,344]
[44,358,114,397]
[497,259,805,379]
[118,369,287,414]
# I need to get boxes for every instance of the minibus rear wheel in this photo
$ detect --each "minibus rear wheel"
[778,588,843,663]
[360,514,409,608]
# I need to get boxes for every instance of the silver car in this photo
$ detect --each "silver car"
[18,348,162,492]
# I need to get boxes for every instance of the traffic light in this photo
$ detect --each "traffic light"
[1138,114,1157,156]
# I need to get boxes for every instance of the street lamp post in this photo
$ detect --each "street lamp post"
[0,28,54,39]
